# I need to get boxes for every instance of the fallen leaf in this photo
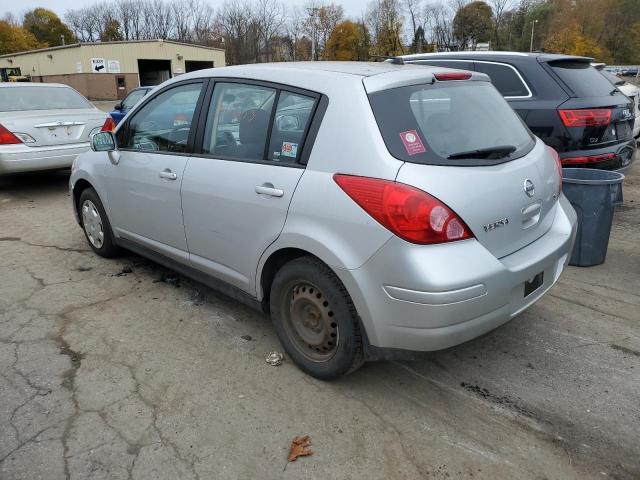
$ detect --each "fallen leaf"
[287,435,313,462]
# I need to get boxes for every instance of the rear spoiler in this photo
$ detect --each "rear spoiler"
[363,67,490,93]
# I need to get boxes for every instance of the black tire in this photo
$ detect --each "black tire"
[78,187,120,258]
[270,256,364,380]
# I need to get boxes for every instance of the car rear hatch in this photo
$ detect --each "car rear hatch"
[365,69,561,259]
[543,58,635,164]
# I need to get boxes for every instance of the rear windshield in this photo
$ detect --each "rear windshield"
[368,81,534,165]
[550,61,616,97]
[0,86,92,112]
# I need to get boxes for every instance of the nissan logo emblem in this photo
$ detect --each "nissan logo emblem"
[524,179,535,197]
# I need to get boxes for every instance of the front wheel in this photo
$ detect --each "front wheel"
[270,256,364,380]
[78,187,119,258]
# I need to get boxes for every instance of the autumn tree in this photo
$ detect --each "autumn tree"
[325,20,370,60]
[23,8,75,47]
[453,1,493,50]
[543,21,607,60]
[0,20,40,55]
[367,0,404,56]
[101,19,124,41]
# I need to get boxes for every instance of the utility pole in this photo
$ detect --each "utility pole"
[61,35,65,46]
[529,19,538,52]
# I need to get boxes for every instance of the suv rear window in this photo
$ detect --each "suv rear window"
[549,61,616,97]
[368,81,534,165]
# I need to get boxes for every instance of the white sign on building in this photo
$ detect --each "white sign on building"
[90,58,106,73]
[107,60,121,73]
[75,61,83,73]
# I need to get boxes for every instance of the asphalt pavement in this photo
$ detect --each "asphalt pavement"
[0,161,638,480]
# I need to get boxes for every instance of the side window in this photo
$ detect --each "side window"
[124,82,203,153]
[414,60,474,71]
[203,83,276,160]
[474,63,529,97]
[267,91,316,163]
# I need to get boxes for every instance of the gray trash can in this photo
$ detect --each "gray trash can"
[562,168,625,267]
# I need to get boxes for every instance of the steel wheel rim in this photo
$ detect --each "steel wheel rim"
[81,199,104,249]
[283,281,339,362]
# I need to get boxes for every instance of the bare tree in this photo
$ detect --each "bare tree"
[256,0,286,61]
[288,6,306,61]
[489,0,513,49]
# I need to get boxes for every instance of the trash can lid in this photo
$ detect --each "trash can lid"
[562,168,625,185]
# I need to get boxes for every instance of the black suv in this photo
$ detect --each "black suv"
[398,52,636,171]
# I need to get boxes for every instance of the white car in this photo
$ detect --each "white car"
[0,83,107,174]
[596,66,640,139]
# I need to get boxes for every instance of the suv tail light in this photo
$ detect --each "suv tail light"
[561,153,617,165]
[558,109,611,127]
[101,117,116,132]
[434,72,472,81]
[0,123,22,145]
[333,174,473,244]
[547,146,562,196]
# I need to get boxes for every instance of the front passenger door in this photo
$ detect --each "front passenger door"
[106,81,205,261]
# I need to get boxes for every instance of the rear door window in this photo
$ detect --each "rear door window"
[368,81,535,166]
[474,62,530,97]
[267,91,316,163]
[549,61,616,97]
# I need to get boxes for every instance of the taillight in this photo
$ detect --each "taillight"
[333,174,473,245]
[434,72,472,81]
[558,109,611,127]
[546,146,562,196]
[561,153,616,165]
[101,117,116,132]
[0,123,22,145]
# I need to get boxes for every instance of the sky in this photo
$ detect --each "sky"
[1,0,370,21]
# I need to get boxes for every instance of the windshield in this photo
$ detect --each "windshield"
[368,81,534,165]
[0,86,92,112]
[122,89,148,110]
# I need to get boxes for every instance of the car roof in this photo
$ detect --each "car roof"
[399,51,593,63]
[189,61,437,78]
[172,61,489,95]
[0,82,72,88]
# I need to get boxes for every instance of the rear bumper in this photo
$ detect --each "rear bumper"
[338,195,577,352]
[559,139,636,172]
[0,142,90,174]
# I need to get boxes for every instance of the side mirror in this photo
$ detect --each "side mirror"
[114,103,123,111]
[91,131,117,152]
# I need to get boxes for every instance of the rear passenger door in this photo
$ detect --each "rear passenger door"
[181,81,320,294]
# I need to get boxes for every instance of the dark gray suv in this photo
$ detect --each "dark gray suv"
[399,52,636,171]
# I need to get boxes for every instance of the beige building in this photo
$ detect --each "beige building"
[0,40,225,100]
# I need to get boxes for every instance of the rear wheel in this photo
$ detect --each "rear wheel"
[79,188,119,258]
[270,256,364,380]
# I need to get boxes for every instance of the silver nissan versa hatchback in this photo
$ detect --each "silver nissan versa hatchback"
[70,62,577,379]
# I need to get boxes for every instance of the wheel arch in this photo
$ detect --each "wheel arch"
[71,178,95,224]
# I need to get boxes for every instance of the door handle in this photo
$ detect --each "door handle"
[159,169,177,180]
[255,183,284,197]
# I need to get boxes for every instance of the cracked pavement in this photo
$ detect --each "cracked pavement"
[1,163,639,480]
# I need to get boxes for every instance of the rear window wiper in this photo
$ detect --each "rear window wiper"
[447,145,517,160]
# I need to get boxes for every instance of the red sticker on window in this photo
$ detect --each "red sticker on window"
[399,130,426,156]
